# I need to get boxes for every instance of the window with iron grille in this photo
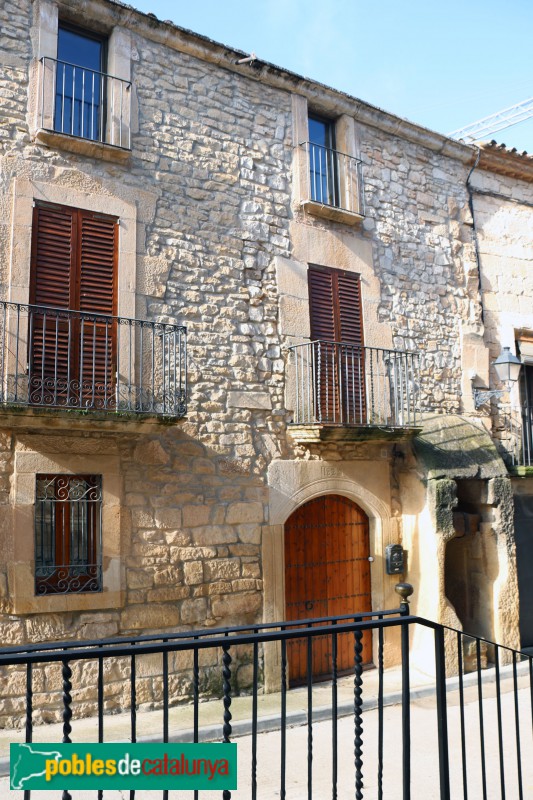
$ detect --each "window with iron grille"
[35,475,103,595]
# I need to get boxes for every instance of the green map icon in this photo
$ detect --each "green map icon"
[11,743,63,790]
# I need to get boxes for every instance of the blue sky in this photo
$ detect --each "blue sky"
[132,0,533,151]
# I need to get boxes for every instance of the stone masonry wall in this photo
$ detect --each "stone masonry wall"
[470,166,533,460]
[0,0,520,725]
[360,128,479,414]
[0,0,294,723]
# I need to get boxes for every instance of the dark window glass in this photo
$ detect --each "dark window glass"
[309,116,335,150]
[54,26,105,141]
[308,115,339,206]
[520,363,533,464]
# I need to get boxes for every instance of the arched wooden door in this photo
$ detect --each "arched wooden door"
[284,494,372,683]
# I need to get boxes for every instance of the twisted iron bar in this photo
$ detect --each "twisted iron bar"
[222,643,232,800]
[354,629,364,800]
[23,663,33,800]
[62,659,73,800]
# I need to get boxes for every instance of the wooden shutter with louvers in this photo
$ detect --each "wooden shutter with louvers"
[29,206,77,402]
[29,204,118,408]
[308,267,336,342]
[78,212,118,407]
[308,265,365,424]
[336,272,363,346]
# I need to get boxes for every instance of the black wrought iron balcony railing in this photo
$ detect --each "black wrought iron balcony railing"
[288,340,420,428]
[300,141,365,215]
[506,403,533,467]
[39,57,131,149]
[0,301,187,417]
[520,404,533,466]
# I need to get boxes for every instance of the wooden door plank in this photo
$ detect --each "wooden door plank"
[285,495,372,684]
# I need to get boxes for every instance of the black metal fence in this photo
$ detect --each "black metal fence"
[1,604,532,798]
[0,301,187,417]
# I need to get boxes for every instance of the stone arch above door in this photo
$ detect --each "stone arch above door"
[271,474,391,526]
[265,460,394,625]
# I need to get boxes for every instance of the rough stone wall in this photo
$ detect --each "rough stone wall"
[0,644,258,728]
[0,0,32,297]
[0,0,527,725]
[0,0,293,647]
[361,129,478,414]
[470,168,533,460]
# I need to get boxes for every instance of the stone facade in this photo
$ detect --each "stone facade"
[0,0,532,724]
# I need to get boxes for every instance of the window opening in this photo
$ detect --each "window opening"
[308,115,339,206]
[29,202,118,409]
[308,265,365,423]
[35,474,103,595]
[54,24,106,141]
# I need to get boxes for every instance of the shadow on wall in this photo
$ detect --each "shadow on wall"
[444,479,499,643]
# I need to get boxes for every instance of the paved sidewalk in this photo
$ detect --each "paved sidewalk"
[0,659,530,797]
[0,661,435,769]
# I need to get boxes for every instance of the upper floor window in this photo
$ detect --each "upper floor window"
[36,20,132,152]
[298,112,364,222]
[308,115,340,207]
[54,24,106,142]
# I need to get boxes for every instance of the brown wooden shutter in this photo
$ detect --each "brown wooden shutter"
[336,272,363,346]
[30,205,76,309]
[308,267,338,421]
[308,265,365,423]
[29,204,118,408]
[308,267,336,342]
[29,206,77,397]
[78,213,117,315]
[78,212,118,406]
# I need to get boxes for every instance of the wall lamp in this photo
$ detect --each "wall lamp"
[473,346,522,408]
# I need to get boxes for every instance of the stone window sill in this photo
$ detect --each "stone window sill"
[301,200,364,227]
[34,128,131,164]
[8,560,124,615]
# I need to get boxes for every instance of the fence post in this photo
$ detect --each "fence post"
[435,627,451,800]
[396,583,413,800]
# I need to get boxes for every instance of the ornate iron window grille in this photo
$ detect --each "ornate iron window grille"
[35,475,103,595]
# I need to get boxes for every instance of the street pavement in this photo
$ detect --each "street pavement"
[1,659,531,798]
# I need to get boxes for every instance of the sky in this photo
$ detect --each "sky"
[131,0,533,152]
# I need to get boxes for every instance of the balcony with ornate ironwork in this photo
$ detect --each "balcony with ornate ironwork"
[0,301,187,425]
[35,56,131,160]
[299,142,365,225]
[500,403,533,474]
[287,340,420,443]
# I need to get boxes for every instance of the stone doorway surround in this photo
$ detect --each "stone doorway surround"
[262,458,396,690]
